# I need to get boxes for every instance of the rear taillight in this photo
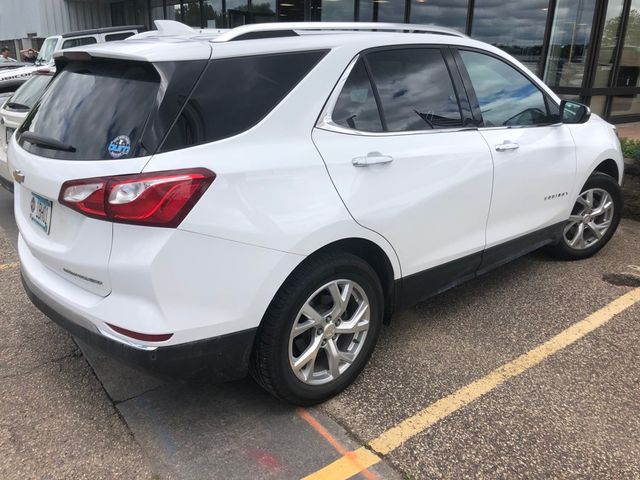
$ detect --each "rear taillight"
[59,168,215,227]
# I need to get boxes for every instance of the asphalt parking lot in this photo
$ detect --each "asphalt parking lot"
[1,184,640,479]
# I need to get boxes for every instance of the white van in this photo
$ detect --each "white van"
[0,26,145,93]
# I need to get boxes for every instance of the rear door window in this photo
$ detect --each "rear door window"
[365,48,464,131]
[160,50,328,152]
[19,60,160,160]
[331,58,383,132]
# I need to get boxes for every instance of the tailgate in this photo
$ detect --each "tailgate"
[8,55,208,296]
[10,139,151,296]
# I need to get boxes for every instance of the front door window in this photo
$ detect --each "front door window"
[460,50,553,127]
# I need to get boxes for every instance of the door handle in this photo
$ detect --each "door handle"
[495,142,520,152]
[352,152,394,167]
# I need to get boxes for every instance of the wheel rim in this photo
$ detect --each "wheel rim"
[288,279,370,386]
[563,188,614,250]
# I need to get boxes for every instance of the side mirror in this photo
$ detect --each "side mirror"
[560,100,591,124]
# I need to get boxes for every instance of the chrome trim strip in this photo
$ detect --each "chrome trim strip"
[97,328,159,352]
[317,120,479,137]
[477,123,564,132]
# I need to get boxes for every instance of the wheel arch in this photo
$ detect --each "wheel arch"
[264,237,400,326]
[592,158,620,183]
[311,238,397,320]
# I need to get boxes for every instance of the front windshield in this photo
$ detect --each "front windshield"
[35,38,58,66]
[6,75,53,110]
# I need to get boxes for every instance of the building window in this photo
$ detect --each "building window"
[544,0,597,88]
[111,2,126,25]
[589,95,607,115]
[150,0,165,22]
[163,0,181,21]
[471,0,550,75]
[615,0,640,89]
[593,0,626,88]
[252,0,277,23]
[410,0,467,33]
[227,0,250,25]
[311,0,355,21]
[203,0,224,27]
[182,0,202,26]
[358,0,404,22]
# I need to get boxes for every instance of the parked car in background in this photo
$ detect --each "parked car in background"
[10,22,624,405]
[0,26,144,94]
[0,62,30,71]
[0,64,35,93]
[0,68,55,191]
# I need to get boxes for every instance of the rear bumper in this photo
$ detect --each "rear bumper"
[21,268,257,381]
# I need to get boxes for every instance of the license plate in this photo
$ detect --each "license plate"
[30,193,52,235]
[5,127,15,145]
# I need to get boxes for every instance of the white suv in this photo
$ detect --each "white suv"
[10,22,624,405]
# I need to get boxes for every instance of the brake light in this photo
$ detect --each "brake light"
[59,168,215,227]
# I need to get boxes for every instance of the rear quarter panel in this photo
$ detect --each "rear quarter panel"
[144,45,402,279]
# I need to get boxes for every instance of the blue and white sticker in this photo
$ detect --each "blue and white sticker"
[108,135,131,158]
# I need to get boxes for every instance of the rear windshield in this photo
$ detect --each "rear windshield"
[19,61,160,160]
[5,75,52,111]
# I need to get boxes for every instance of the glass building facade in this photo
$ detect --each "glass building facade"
[138,0,640,122]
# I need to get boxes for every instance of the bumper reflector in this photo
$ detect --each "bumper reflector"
[106,323,173,342]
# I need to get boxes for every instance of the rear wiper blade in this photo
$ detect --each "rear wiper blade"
[5,102,29,110]
[20,131,76,152]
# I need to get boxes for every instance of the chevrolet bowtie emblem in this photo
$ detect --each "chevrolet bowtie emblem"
[12,170,25,184]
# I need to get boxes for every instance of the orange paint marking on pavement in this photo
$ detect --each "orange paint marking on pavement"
[297,408,378,480]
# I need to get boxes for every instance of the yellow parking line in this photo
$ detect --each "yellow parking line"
[303,287,640,480]
[302,447,379,480]
[0,262,19,271]
[297,409,379,480]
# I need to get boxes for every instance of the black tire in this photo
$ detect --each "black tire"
[250,251,384,405]
[548,172,622,260]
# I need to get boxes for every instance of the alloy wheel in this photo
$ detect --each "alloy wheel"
[563,188,615,250]
[288,279,370,386]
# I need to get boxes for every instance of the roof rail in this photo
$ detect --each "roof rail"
[212,22,467,42]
